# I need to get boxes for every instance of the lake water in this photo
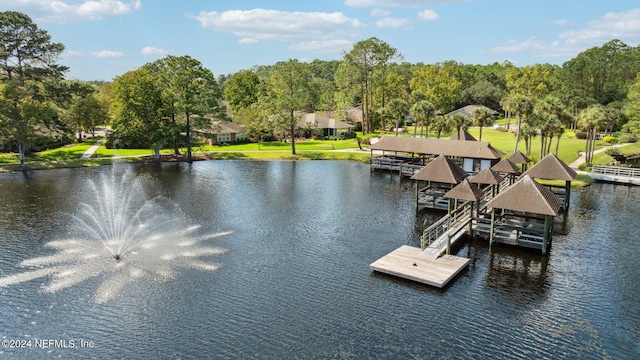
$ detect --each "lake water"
[0,161,638,359]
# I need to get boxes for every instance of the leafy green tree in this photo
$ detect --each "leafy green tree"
[506,64,553,100]
[224,70,260,113]
[409,64,461,113]
[561,39,640,105]
[623,73,640,125]
[111,69,168,159]
[0,11,67,167]
[339,37,400,133]
[471,107,495,142]
[459,80,507,110]
[261,59,312,155]
[410,100,435,138]
[66,91,109,141]
[146,55,223,161]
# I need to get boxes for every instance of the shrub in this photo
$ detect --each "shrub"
[563,130,576,138]
[576,132,588,140]
[618,134,638,143]
[260,133,274,142]
[603,136,617,144]
[496,126,508,132]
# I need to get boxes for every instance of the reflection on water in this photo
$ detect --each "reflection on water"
[0,161,638,359]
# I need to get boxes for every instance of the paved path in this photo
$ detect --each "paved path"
[80,139,105,160]
[567,143,630,169]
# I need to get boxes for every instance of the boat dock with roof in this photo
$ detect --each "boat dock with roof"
[370,138,578,288]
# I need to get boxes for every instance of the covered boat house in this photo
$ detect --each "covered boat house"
[521,153,577,211]
[370,136,504,176]
[477,176,563,255]
[411,154,469,211]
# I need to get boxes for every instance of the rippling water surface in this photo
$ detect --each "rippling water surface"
[0,161,638,359]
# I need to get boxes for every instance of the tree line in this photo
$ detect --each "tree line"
[3,11,640,167]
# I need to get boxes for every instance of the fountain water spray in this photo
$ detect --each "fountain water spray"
[0,167,230,303]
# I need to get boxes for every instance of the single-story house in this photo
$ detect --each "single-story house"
[298,113,353,138]
[200,120,248,144]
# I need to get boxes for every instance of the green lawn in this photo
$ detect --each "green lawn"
[0,129,617,172]
[590,142,640,165]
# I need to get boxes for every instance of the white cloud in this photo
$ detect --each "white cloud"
[345,0,468,7]
[192,9,365,44]
[239,38,258,44]
[376,17,411,29]
[91,50,125,58]
[418,9,438,21]
[552,19,568,26]
[371,8,391,17]
[486,8,640,60]
[289,39,353,53]
[3,0,142,22]
[559,8,640,45]
[141,47,168,56]
[62,50,83,58]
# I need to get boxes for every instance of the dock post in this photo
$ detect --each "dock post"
[447,233,451,255]
[489,208,496,245]
[542,215,551,255]
[415,181,419,211]
[468,202,474,237]
[564,180,571,211]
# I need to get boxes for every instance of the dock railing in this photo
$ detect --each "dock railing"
[589,165,640,178]
[588,165,640,185]
[421,202,472,250]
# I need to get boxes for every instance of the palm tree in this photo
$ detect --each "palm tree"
[534,95,573,156]
[519,123,538,157]
[431,115,453,139]
[410,100,435,138]
[451,114,472,140]
[578,104,605,165]
[387,98,409,136]
[472,107,495,142]
[502,94,533,152]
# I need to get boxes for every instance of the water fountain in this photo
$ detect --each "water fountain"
[0,167,230,303]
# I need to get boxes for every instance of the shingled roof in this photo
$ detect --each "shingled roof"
[508,151,531,165]
[485,176,562,216]
[521,153,577,181]
[449,130,477,141]
[410,154,469,184]
[491,158,520,174]
[446,105,498,118]
[370,136,504,160]
[470,168,503,185]
[444,178,484,201]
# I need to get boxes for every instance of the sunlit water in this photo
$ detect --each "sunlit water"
[0,161,638,359]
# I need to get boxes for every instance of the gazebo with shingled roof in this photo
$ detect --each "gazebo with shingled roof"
[470,167,504,199]
[480,176,563,255]
[508,151,531,171]
[521,153,577,211]
[491,157,521,184]
[411,154,468,211]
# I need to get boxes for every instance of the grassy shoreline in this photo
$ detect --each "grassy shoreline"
[0,131,622,188]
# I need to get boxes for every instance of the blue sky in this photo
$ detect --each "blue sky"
[3,0,640,81]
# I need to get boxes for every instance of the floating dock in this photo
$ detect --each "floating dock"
[370,245,470,288]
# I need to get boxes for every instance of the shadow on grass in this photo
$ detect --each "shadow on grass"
[207,152,248,160]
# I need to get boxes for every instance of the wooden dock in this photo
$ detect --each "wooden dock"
[370,245,470,288]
